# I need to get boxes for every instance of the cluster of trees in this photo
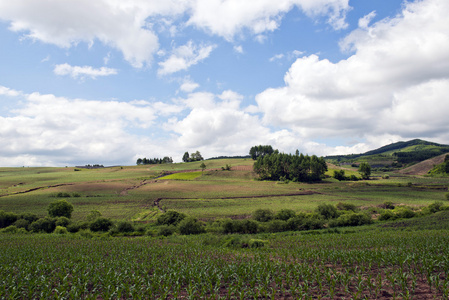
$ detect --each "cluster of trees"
[333,162,371,181]
[253,150,327,182]
[394,148,449,164]
[249,145,274,160]
[136,157,173,165]
[182,151,203,162]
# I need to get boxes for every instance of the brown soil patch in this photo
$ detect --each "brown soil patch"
[398,153,449,175]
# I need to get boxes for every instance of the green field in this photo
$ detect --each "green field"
[1,158,449,299]
[0,159,448,220]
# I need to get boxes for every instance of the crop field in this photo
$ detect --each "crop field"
[1,158,449,299]
[0,159,448,220]
[1,214,449,299]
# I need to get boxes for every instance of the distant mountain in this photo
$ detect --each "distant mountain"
[326,139,449,167]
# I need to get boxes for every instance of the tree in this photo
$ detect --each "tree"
[200,162,206,175]
[48,199,74,218]
[249,145,274,160]
[190,151,203,161]
[182,152,190,162]
[358,162,371,180]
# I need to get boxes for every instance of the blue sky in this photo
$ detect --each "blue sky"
[0,0,448,166]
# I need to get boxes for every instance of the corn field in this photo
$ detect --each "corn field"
[1,229,448,299]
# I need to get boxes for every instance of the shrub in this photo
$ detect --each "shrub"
[0,225,18,233]
[275,209,296,221]
[67,221,89,233]
[30,217,56,233]
[266,220,287,233]
[349,175,359,181]
[383,201,395,209]
[249,239,265,248]
[428,201,444,213]
[396,207,415,219]
[336,202,358,212]
[286,215,306,231]
[178,217,205,235]
[329,212,373,227]
[333,170,346,181]
[252,209,274,222]
[157,225,176,237]
[86,210,102,222]
[55,216,70,227]
[56,192,71,198]
[379,210,397,221]
[18,213,39,223]
[13,219,30,230]
[48,199,74,218]
[54,226,68,234]
[301,217,325,230]
[0,210,18,228]
[446,193,449,201]
[157,210,187,226]
[316,204,339,219]
[116,221,135,233]
[223,236,249,248]
[89,217,114,232]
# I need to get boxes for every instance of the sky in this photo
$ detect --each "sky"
[1,0,449,167]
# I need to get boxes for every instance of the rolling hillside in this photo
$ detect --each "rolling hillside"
[326,139,449,170]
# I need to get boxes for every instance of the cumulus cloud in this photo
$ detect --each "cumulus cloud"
[187,0,350,40]
[0,86,184,166]
[158,41,216,75]
[54,64,118,80]
[167,91,273,155]
[0,0,177,68]
[256,0,449,148]
[0,0,350,68]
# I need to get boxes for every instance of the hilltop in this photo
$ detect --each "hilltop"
[326,139,449,172]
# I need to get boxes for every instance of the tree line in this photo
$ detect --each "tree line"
[253,149,327,182]
[136,157,173,165]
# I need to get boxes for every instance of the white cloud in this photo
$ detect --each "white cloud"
[0,86,185,166]
[187,0,350,40]
[167,91,273,156]
[269,54,285,62]
[179,78,200,93]
[256,0,449,147]
[158,41,216,75]
[233,45,244,53]
[54,64,118,79]
[0,0,349,68]
[269,50,304,62]
[358,11,376,29]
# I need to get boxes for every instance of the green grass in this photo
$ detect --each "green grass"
[160,171,203,180]
[1,160,449,221]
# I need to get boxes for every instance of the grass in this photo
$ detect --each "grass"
[1,159,448,221]
[160,171,203,180]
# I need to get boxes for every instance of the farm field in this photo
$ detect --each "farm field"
[1,213,449,299]
[1,157,449,299]
[0,159,448,220]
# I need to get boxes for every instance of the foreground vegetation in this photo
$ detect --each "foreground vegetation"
[1,212,449,299]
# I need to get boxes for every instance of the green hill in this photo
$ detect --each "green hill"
[326,139,449,170]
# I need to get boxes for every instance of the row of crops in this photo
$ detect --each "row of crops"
[1,226,449,299]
